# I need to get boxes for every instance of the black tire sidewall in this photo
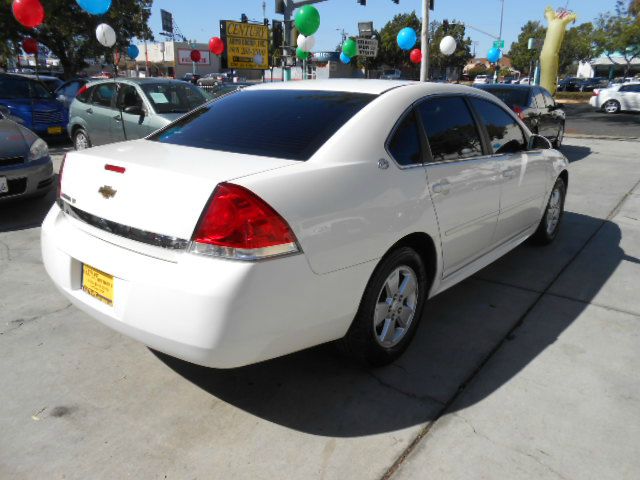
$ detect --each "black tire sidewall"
[540,178,566,242]
[604,100,620,114]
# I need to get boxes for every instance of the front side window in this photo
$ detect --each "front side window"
[387,110,422,166]
[0,76,30,99]
[471,98,526,154]
[91,83,116,108]
[532,89,546,109]
[117,84,143,110]
[417,96,483,163]
[150,89,375,161]
[140,82,208,114]
[480,87,530,108]
[29,80,54,99]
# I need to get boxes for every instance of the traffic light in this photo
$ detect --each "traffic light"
[275,0,285,14]
[272,19,283,48]
[357,0,366,5]
[241,13,248,22]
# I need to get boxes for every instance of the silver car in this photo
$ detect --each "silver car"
[67,78,210,150]
[0,105,54,201]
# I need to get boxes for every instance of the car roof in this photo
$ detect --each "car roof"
[477,83,535,90]
[85,77,188,87]
[247,79,416,95]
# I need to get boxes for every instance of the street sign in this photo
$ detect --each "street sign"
[160,9,173,34]
[356,37,379,58]
[528,38,541,50]
[493,39,505,49]
[220,20,270,70]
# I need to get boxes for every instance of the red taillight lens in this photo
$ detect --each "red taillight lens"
[56,154,66,202]
[190,183,299,260]
[76,85,88,98]
[592,89,599,96]
[513,105,525,120]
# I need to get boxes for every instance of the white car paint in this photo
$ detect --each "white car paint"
[41,79,569,368]
[590,83,640,112]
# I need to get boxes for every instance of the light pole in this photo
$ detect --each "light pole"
[159,42,165,77]
[189,40,197,76]
[420,0,429,82]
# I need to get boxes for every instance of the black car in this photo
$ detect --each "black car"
[577,77,609,92]
[182,73,201,85]
[557,77,583,92]
[474,84,565,148]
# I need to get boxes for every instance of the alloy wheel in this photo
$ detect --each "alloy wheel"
[546,186,563,236]
[373,266,419,348]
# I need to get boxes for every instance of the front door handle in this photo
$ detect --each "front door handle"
[85,108,93,114]
[113,114,122,121]
[432,180,450,194]
[502,167,517,179]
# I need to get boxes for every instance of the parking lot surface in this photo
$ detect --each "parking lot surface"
[1,138,640,479]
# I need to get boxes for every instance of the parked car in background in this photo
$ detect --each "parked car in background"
[17,74,64,94]
[54,78,89,111]
[518,77,532,85]
[557,77,583,92]
[0,73,68,139]
[577,77,609,92]
[68,77,210,150]
[590,83,640,114]
[0,104,54,200]
[473,75,490,85]
[203,83,250,99]
[380,69,402,80]
[182,73,201,84]
[475,83,565,147]
[197,72,229,87]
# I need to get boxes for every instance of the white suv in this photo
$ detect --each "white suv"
[590,83,640,113]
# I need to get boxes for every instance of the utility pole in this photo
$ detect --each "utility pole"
[420,0,429,82]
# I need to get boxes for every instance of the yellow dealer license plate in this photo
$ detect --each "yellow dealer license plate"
[47,126,63,135]
[82,264,114,306]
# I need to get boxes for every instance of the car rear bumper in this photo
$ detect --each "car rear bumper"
[0,156,54,201]
[589,96,600,109]
[41,203,373,368]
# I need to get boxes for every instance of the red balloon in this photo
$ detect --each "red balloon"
[190,49,201,62]
[409,48,422,64]
[209,37,224,56]
[12,0,45,29]
[22,37,38,54]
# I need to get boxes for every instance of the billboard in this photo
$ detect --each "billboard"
[177,49,210,65]
[220,20,269,70]
[160,9,173,34]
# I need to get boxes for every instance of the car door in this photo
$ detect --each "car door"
[623,84,640,110]
[417,96,501,278]
[87,82,117,146]
[469,97,549,243]
[531,87,551,138]
[111,83,152,142]
[540,88,562,139]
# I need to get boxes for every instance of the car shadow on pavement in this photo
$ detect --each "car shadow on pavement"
[154,211,636,437]
[560,145,591,163]
[0,178,56,233]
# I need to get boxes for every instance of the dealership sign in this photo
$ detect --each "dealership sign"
[356,37,379,58]
[220,20,269,70]
[177,49,210,65]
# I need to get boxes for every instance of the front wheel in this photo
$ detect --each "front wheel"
[531,177,566,245]
[602,99,621,114]
[340,247,428,366]
[73,128,91,151]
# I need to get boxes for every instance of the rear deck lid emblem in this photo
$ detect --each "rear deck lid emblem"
[98,185,117,199]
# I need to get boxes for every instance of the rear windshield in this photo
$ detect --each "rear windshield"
[140,82,208,114]
[479,87,529,108]
[150,89,376,161]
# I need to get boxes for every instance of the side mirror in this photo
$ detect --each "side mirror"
[124,105,144,116]
[57,94,66,102]
[528,134,553,150]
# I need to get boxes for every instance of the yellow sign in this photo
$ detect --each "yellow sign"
[223,20,269,70]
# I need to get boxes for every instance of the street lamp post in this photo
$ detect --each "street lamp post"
[420,0,429,82]
[159,42,165,77]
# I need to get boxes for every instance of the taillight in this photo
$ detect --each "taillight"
[76,85,88,98]
[592,89,599,96]
[513,105,525,120]
[189,183,300,260]
[56,154,66,203]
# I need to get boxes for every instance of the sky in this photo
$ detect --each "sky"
[147,0,617,58]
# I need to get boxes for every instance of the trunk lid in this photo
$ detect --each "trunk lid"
[60,139,297,241]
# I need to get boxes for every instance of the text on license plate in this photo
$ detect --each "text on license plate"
[82,264,114,306]
[47,126,63,135]
[0,177,7,194]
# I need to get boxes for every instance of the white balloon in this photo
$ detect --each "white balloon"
[96,23,116,48]
[440,35,456,56]
[253,54,263,65]
[296,33,315,52]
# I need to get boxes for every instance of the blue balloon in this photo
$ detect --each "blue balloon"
[127,44,139,60]
[397,27,417,51]
[487,47,503,63]
[340,52,351,64]
[76,0,112,15]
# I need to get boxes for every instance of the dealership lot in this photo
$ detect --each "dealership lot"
[1,137,640,479]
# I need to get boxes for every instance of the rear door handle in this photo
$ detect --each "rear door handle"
[432,180,450,194]
[85,108,93,114]
[502,167,517,178]
[113,114,122,121]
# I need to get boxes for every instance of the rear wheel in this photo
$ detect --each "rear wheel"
[73,128,91,150]
[603,99,621,114]
[531,177,566,245]
[340,247,428,366]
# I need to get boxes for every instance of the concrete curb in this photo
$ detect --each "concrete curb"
[565,133,640,141]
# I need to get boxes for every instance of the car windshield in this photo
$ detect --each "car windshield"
[0,76,53,99]
[150,89,376,161]
[140,82,208,114]
[480,87,529,107]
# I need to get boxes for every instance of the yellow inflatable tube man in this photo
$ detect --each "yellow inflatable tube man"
[540,7,577,95]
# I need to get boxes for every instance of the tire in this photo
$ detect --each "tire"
[340,247,429,366]
[73,128,91,151]
[602,99,621,114]
[553,123,564,149]
[531,177,566,245]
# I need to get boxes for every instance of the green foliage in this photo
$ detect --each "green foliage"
[593,0,640,76]
[378,12,421,69]
[508,21,546,74]
[0,0,153,78]
[467,65,488,78]
[428,20,472,76]
[559,22,597,74]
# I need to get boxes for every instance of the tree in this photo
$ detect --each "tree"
[593,0,640,77]
[508,21,546,74]
[559,22,597,75]
[377,12,422,69]
[630,0,639,18]
[428,19,472,78]
[0,0,153,78]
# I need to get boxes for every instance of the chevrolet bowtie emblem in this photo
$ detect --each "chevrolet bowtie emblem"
[98,185,117,199]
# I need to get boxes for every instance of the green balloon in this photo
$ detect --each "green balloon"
[294,5,321,36]
[296,47,309,60]
[342,38,358,58]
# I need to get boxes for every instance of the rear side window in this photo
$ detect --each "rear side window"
[140,82,208,114]
[471,98,526,154]
[91,83,116,108]
[387,110,422,166]
[417,96,483,163]
[76,85,92,103]
[150,90,375,161]
[480,87,529,108]
[532,89,546,109]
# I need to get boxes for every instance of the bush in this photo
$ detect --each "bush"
[555,91,593,101]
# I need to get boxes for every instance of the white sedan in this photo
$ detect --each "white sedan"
[590,82,640,113]
[42,80,569,368]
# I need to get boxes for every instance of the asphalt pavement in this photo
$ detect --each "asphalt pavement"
[1,137,640,479]
[562,102,640,139]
